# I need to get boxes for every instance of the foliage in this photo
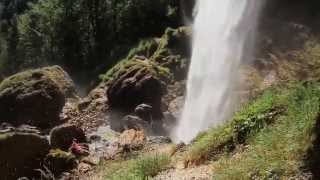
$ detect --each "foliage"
[101,26,191,84]
[103,154,170,180]
[0,0,181,80]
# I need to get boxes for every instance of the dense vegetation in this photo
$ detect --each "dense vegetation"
[0,0,181,81]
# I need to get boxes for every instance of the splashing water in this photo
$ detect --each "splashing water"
[173,0,263,143]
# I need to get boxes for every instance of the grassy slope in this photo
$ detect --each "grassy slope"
[183,82,320,179]
[212,83,320,179]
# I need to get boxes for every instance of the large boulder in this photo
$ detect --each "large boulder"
[0,125,50,179]
[107,60,168,119]
[0,66,74,128]
[41,65,76,97]
[50,124,86,151]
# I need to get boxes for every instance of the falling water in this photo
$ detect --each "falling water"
[174,0,263,143]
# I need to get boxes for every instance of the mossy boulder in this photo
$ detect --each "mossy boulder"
[0,126,50,179]
[50,124,86,151]
[0,66,74,128]
[44,149,77,176]
[106,60,169,120]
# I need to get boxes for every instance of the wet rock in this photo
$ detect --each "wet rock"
[122,115,151,132]
[44,149,77,175]
[0,66,74,128]
[135,103,153,121]
[0,126,50,179]
[88,126,120,160]
[50,124,86,150]
[119,129,146,150]
[147,136,172,144]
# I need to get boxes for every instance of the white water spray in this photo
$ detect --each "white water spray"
[174,0,263,143]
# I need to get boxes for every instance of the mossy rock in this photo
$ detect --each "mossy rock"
[0,65,76,97]
[0,66,73,128]
[0,130,50,179]
[50,124,86,151]
[152,26,192,60]
[151,26,192,80]
[106,59,168,119]
[44,149,77,176]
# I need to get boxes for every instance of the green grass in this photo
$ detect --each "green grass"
[103,154,170,180]
[184,88,281,166]
[212,82,320,179]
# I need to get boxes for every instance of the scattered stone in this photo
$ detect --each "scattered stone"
[82,156,100,166]
[0,127,50,179]
[119,129,146,150]
[78,162,93,174]
[61,83,109,132]
[77,97,92,111]
[147,136,172,144]
[122,115,151,132]
[50,124,86,150]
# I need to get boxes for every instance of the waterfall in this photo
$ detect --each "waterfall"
[173,0,263,143]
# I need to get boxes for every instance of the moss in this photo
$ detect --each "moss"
[126,38,159,60]
[100,26,191,83]
[0,132,14,141]
[0,65,74,96]
[151,26,191,64]
[0,69,35,92]
[101,59,172,83]
[45,149,77,175]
